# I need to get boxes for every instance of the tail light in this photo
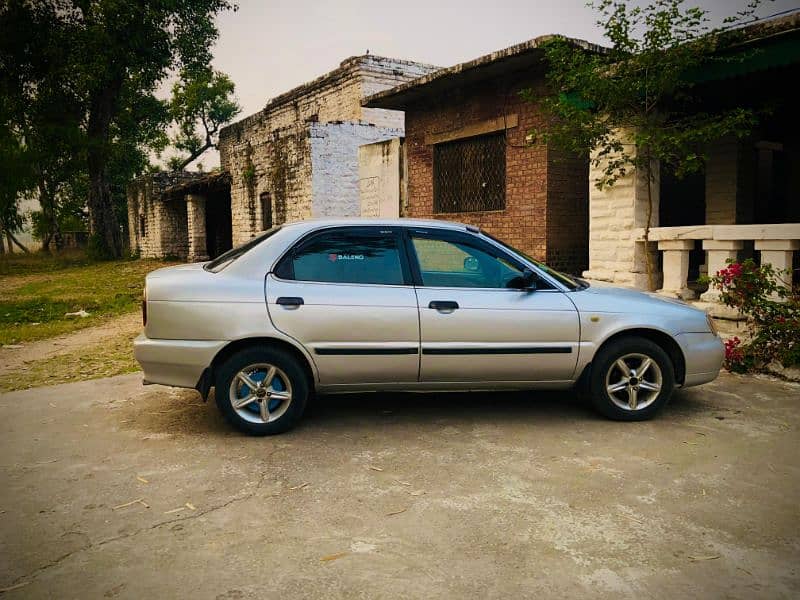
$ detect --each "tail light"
[142,288,148,327]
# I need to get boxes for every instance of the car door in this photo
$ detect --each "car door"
[266,226,420,385]
[406,227,580,383]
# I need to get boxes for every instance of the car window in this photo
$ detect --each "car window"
[280,229,405,285]
[480,231,583,290]
[410,233,527,289]
[204,226,282,273]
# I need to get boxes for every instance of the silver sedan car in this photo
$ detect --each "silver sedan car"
[134,219,724,435]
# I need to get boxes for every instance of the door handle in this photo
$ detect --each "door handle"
[429,300,459,311]
[276,296,304,307]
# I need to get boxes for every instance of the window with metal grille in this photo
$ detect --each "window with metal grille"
[433,132,506,213]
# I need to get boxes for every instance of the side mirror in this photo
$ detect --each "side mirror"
[522,268,537,290]
[508,269,537,290]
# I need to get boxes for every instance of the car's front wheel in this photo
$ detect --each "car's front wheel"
[589,337,675,421]
[215,347,309,435]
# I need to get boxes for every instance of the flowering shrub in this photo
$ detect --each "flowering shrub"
[706,259,799,372]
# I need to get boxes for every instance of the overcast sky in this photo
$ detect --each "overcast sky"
[177,0,796,169]
[211,0,799,119]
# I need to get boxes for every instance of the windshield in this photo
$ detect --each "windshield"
[481,232,586,291]
[204,227,282,272]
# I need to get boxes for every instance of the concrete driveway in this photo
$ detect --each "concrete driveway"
[1,372,798,599]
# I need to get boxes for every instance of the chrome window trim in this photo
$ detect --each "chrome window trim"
[268,273,416,291]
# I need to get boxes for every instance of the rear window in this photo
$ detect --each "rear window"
[275,228,405,285]
[204,227,282,273]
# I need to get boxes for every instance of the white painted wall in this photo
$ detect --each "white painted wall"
[358,138,403,218]
[309,122,403,218]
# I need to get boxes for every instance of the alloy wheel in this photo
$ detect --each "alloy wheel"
[604,353,663,411]
[228,363,293,424]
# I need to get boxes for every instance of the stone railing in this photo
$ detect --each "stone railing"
[636,223,800,301]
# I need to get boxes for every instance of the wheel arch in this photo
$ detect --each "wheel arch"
[196,336,317,400]
[594,328,686,386]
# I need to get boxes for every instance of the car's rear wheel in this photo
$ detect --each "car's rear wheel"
[589,337,675,421]
[215,347,309,435]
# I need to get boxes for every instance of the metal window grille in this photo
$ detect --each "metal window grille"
[433,132,506,213]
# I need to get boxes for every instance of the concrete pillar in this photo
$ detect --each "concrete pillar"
[657,240,696,299]
[705,138,739,225]
[582,130,659,290]
[755,239,799,293]
[186,194,208,262]
[700,240,743,302]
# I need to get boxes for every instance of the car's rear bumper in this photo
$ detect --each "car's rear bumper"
[675,332,725,387]
[134,334,226,389]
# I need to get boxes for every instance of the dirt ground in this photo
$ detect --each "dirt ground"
[0,313,140,376]
[0,372,798,599]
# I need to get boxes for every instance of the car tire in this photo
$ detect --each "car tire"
[215,346,309,435]
[589,336,675,421]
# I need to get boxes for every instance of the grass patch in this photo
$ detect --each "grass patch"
[0,251,178,345]
[0,328,140,392]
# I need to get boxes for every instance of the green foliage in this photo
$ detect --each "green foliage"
[705,259,800,371]
[526,0,767,289]
[167,67,241,170]
[529,0,764,189]
[0,0,236,258]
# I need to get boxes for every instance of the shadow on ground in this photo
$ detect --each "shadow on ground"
[126,383,714,439]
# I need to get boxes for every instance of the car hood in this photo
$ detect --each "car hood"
[569,284,702,317]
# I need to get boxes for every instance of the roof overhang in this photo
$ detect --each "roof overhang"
[363,35,604,111]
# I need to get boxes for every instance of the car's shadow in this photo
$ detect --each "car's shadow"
[129,384,711,438]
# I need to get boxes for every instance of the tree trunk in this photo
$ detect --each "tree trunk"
[38,180,62,253]
[8,231,29,253]
[86,76,124,259]
[644,159,656,292]
[0,230,5,254]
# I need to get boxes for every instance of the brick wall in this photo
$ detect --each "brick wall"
[547,149,589,273]
[403,76,588,271]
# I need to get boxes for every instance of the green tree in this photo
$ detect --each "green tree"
[168,67,241,170]
[0,0,84,252]
[530,0,766,289]
[0,124,31,254]
[1,0,235,259]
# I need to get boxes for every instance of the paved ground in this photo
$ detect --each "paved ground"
[0,372,798,599]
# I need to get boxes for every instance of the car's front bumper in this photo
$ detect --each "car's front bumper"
[675,332,725,387]
[134,334,226,389]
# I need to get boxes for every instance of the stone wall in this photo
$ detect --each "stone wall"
[219,55,439,245]
[403,76,589,273]
[223,125,313,246]
[581,139,660,289]
[127,173,194,259]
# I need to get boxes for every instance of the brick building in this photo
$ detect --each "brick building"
[363,37,598,275]
[129,55,438,259]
